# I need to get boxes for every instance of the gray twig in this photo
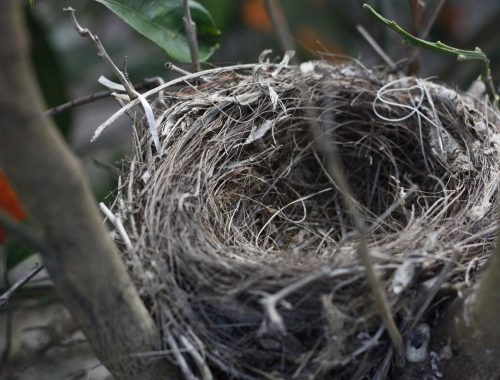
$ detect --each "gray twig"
[420,0,447,39]
[45,78,162,116]
[408,0,425,74]
[164,62,210,84]
[301,88,405,360]
[260,266,334,333]
[410,249,460,329]
[264,0,297,63]
[409,0,425,36]
[165,62,192,77]
[0,263,44,308]
[182,0,201,72]
[165,329,198,380]
[0,211,48,308]
[63,7,138,100]
[357,25,396,69]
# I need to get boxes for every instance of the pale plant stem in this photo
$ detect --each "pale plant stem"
[182,0,201,72]
[264,0,297,63]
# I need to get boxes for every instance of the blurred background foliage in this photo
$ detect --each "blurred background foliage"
[1,1,499,376]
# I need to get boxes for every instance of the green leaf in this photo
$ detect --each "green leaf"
[94,0,220,63]
[5,237,35,271]
[199,0,234,32]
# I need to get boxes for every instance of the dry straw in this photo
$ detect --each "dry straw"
[107,59,500,379]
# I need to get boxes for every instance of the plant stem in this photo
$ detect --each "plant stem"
[264,0,297,63]
[182,0,201,72]
[363,3,499,108]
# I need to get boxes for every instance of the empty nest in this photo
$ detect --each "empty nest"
[110,60,500,379]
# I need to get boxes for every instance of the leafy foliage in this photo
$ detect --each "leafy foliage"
[95,0,220,63]
[5,237,34,271]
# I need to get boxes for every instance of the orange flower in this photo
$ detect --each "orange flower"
[242,0,273,32]
[0,169,27,244]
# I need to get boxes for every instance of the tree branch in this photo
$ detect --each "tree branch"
[420,0,446,39]
[356,24,396,69]
[0,210,46,308]
[0,2,179,379]
[182,0,201,72]
[45,78,161,116]
[407,0,425,74]
[63,7,139,100]
[0,263,43,308]
[264,0,297,63]
[300,84,405,360]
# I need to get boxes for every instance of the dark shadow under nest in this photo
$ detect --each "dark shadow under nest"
[107,60,500,379]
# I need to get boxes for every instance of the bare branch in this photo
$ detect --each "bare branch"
[165,61,192,77]
[356,25,396,69]
[300,85,405,359]
[407,0,425,74]
[45,78,161,116]
[63,7,138,100]
[64,8,162,152]
[264,0,297,63]
[260,266,335,333]
[182,0,201,72]
[0,263,43,308]
[420,0,447,39]
[409,0,425,36]
[410,249,459,329]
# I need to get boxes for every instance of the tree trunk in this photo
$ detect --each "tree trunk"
[0,2,178,379]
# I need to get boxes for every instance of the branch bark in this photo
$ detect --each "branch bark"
[0,2,179,379]
[182,0,201,72]
[264,0,297,63]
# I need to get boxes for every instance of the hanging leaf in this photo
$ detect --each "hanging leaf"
[94,0,220,63]
[5,238,35,271]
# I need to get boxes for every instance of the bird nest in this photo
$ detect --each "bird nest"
[109,60,500,379]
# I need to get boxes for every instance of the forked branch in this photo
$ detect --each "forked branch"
[63,7,138,100]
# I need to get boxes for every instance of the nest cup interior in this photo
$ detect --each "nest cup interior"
[215,87,447,256]
[117,62,500,379]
